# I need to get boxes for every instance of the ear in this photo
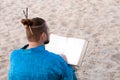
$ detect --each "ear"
[41,32,47,42]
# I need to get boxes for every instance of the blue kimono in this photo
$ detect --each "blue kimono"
[8,45,77,80]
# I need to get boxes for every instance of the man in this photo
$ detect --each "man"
[8,17,77,80]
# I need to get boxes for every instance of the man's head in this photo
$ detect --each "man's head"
[21,17,49,44]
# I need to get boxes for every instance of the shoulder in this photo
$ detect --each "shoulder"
[9,49,21,61]
[44,50,73,70]
[45,51,75,79]
[45,50,66,62]
[10,50,18,57]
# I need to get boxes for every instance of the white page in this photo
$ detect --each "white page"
[45,34,67,54]
[64,38,86,65]
[46,34,87,66]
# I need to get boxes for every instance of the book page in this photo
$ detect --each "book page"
[64,38,86,65]
[46,34,88,66]
[45,34,67,54]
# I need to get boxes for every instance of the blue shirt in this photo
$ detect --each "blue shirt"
[8,45,77,80]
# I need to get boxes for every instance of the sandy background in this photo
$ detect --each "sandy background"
[0,0,120,80]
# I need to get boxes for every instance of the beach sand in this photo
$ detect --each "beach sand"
[0,0,120,80]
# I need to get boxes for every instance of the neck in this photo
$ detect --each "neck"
[28,42,43,49]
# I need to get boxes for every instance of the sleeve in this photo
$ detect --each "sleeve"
[61,64,77,80]
[53,54,77,80]
[73,71,77,80]
[8,50,18,79]
[8,50,16,80]
[58,56,77,80]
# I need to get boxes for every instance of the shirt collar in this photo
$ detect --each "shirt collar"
[21,44,45,52]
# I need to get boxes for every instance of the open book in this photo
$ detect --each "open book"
[45,34,88,66]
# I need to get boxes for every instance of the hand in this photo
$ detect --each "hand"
[60,54,68,63]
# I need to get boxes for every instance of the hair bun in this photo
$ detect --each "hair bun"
[21,19,33,26]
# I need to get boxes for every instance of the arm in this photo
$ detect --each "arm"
[61,64,77,80]
[59,54,77,80]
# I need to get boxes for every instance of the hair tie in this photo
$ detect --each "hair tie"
[29,26,34,35]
